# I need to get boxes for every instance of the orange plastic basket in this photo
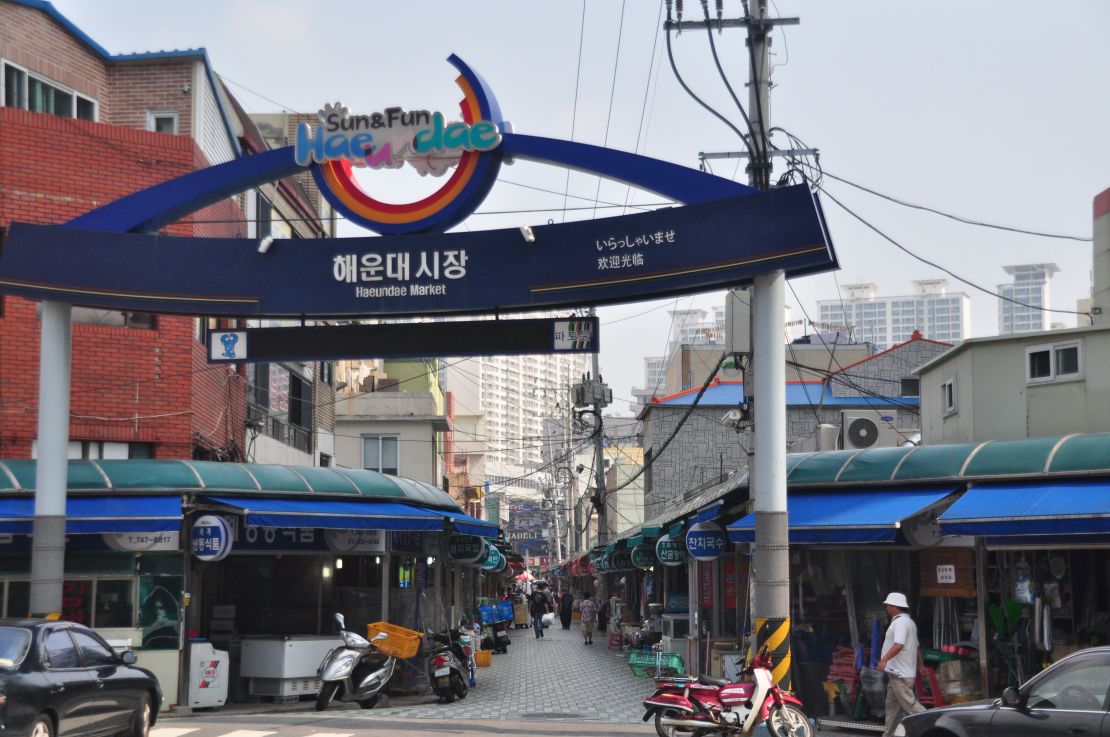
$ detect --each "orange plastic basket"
[366,621,423,659]
[475,649,493,667]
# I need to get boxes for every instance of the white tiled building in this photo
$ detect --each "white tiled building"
[817,280,970,349]
[998,263,1060,334]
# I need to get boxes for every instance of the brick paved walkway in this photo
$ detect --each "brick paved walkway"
[366,621,651,722]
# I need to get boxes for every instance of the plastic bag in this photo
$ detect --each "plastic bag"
[859,667,888,720]
[541,612,555,627]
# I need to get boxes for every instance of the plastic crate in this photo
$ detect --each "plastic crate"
[496,599,514,622]
[366,622,424,660]
[478,605,497,625]
[475,649,493,667]
[922,649,960,663]
[628,650,685,678]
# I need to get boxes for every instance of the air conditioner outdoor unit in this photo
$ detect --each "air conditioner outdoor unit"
[840,410,898,450]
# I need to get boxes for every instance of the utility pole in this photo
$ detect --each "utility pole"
[572,311,612,589]
[666,0,796,687]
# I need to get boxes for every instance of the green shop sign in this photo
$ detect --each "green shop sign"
[655,533,687,567]
[631,544,655,570]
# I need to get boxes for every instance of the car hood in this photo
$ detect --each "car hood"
[908,698,998,718]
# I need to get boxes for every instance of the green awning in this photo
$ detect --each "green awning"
[964,437,1058,477]
[1050,434,1110,473]
[836,447,916,483]
[641,526,662,537]
[626,534,644,547]
[668,522,685,538]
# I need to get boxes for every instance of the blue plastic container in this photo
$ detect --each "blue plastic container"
[496,599,514,622]
[478,604,496,625]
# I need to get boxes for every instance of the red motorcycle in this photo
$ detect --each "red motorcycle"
[642,649,811,737]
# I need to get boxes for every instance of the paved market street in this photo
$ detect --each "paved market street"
[364,621,649,722]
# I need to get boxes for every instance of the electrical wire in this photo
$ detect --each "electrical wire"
[664,3,753,158]
[621,0,667,216]
[561,0,588,224]
[700,0,764,174]
[818,186,1092,320]
[590,0,629,221]
[823,170,1092,242]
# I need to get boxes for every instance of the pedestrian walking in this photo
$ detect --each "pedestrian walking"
[529,581,553,639]
[577,591,598,645]
[559,589,574,630]
[876,592,925,737]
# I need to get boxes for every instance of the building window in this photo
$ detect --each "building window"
[147,110,178,134]
[1026,341,1082,384]
[2,62,96,120]
[363,435,399,475]
[941,378,957,416]
[900,378,920,397]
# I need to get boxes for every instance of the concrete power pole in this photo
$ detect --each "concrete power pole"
[747,0,792,689]
[666,0,796,686]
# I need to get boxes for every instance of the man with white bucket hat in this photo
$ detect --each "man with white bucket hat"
[876,592,924,736]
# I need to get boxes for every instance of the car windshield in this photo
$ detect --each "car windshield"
[0,627,32,668]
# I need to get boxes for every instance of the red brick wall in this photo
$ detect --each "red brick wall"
[0,108,247,459]
[0,2,109,112]
[105,61,195,137]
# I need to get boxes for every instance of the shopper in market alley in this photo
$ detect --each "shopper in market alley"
[876,592,925,737]
[529,580,554,639]
[577,590,598,645]
[559,588,574,630]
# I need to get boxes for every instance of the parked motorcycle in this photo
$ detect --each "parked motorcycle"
[642,648,811,737]
[426,628,471,703]
[316,612,395,711]
[491,618,511,653]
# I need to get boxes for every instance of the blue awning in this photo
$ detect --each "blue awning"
[939,481,1110,537]
[693,501,724,524]
[438,509,499,538]
[203,496,497,535]
[728,488,956,544]
[0,495,182,534]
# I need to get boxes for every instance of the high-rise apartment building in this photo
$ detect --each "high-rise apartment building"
[817,280,970,349]
[445,349,589,470]
[998,263,1060,334]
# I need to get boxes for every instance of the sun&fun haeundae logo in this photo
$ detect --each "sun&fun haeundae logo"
[295,54,504,236]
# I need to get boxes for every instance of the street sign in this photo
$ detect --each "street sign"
[190,515,233,562]
[206,317,599,364]
[631,543,655,569]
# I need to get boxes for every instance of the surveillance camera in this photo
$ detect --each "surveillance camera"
[257,235,275,254]
[519,225,535,243]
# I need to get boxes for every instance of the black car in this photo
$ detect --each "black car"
[0,619,161,737]
[897,646,1110,737]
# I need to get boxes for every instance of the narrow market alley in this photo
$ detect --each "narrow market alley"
[369,622,650,723]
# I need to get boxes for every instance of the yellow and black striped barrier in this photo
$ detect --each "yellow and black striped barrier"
[752,616,792,688]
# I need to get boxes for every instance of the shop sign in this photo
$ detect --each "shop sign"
[936,564,956,584]
[685,521,726,561]
[610,549,632,571]
[665,593,689,613]
[700,561,714,609]
[595,555,610,573]
[480,545,503,571]
[390,530,423,554]
[230,517,326,552]
[631,544,655,570]
[655,534,686,567]
[448,534,487,563]
[723,556,738,610]
[325,529,386,554]
[103,531,180,552]
[191,515,233,562]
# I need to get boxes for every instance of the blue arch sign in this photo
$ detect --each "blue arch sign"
[0,55,837,318]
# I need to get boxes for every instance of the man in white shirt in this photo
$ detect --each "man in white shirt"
[876,592,925,737]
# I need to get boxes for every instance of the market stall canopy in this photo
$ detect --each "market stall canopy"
[938,480,1110,539]
[0,495,180,534]
[728,487,957,544]
[202,496,497,536]
[0,459,464,510]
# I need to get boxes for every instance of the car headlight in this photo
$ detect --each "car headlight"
[343,631,370,649]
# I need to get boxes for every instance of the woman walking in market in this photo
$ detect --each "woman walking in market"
[577,591,598,645]
[559,588,574,629]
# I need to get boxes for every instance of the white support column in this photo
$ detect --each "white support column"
[30,300,72,617]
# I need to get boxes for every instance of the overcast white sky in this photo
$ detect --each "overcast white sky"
[55,0,1110,415]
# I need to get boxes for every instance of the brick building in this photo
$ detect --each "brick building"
[0,0,328,461]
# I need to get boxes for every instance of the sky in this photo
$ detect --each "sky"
[53,0,1110,416]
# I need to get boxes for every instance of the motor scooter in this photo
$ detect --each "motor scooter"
[642,647,811,737]
[427,628,471,703]
[315,612,395,711]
